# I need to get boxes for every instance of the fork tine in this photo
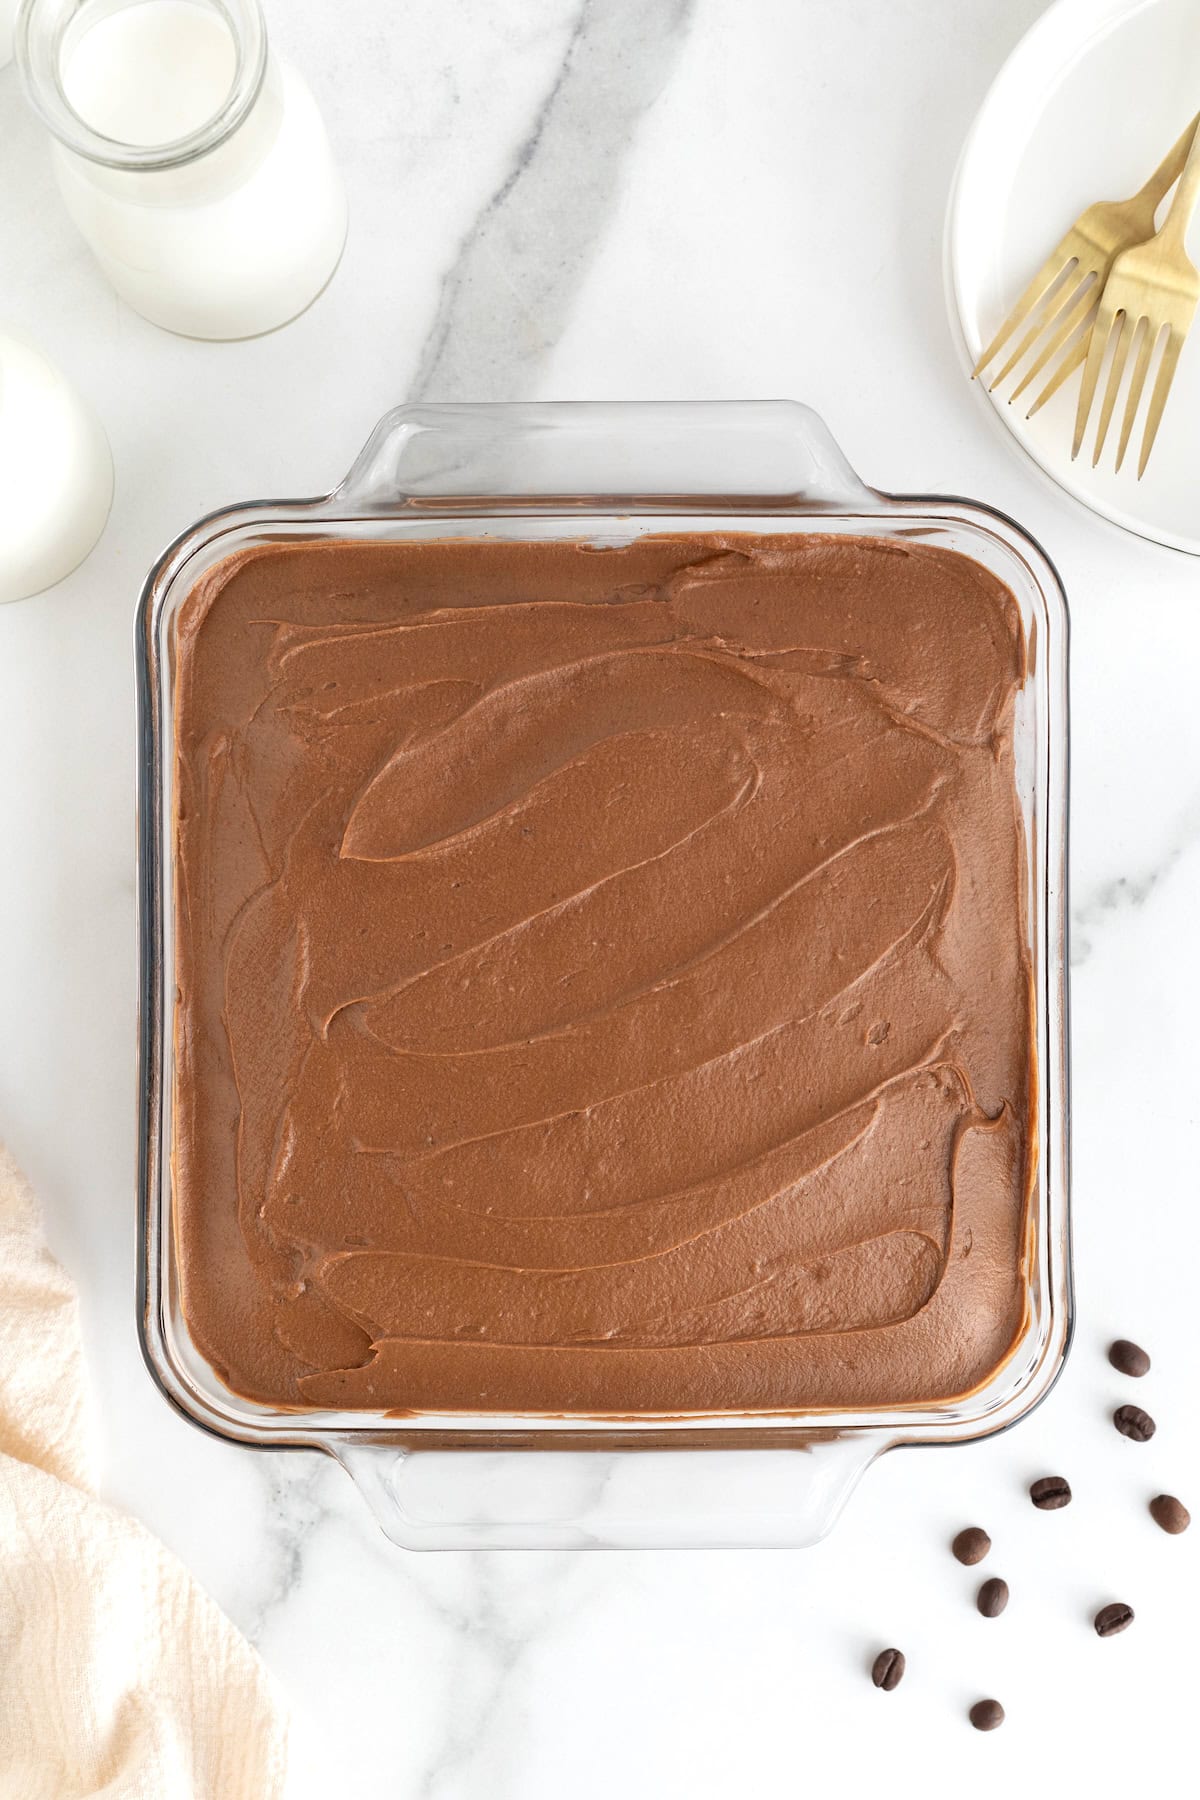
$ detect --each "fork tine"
[1115,319,1156,472]
[1025,333,1091,418]
[1093,311,1134,465]
[989,270,1092,392]
[1072,297,1121,459]
[1009,281,1097,402]
[1138,328,1184,477]
[973,251,1078,377]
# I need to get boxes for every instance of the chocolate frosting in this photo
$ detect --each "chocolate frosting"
[172,533,1033,1415]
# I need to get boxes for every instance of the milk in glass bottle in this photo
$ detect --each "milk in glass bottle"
[17,0,347,338]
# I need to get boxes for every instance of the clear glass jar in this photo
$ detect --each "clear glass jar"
[17,0,347,339]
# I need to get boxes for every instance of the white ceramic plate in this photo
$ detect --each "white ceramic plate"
[946,0,1200,554]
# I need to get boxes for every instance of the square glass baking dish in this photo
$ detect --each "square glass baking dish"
[136,400,1071,1548]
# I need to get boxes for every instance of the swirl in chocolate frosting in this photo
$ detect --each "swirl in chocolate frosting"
[172,533,1033,1415]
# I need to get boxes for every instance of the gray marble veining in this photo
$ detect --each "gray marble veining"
[414,1554,582,1800]
[1071,791,1200,966]
[411,0,695,400]
[241,1455,342,1646]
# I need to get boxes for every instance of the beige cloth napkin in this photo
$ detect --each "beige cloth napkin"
[0,1142,289,1798]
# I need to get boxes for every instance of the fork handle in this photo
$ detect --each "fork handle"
[1132,112,1200,208]
[1158,115,1200,246]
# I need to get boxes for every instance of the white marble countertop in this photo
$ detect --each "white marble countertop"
[2,2,1198,1793]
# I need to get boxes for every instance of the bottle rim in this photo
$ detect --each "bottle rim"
[15,0,269,171]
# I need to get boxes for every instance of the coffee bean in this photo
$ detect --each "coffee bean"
[977,1577,1009,1618]
[969,1698,1005,1731]
[1108,1338,1150,1378]
[1029,1475,1072,1510]
[1149,1494,1190,1535]
[952,1526,991,1564]
[1094,1602,1134,1637]
[1113,1404,1156,1442]
[871,1648,905,1690]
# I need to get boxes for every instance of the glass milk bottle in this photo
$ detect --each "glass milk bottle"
[0,332,113,603]
[17,0,347,339]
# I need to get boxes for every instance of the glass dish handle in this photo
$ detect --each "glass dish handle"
[333,400,880,512]
[334,1438,881,1551]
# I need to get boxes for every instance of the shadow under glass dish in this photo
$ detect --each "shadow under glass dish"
[136,401,1072,1548]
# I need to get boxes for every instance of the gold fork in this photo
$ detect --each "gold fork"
[1073,116,1200,475]
[974,115,1198,413]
